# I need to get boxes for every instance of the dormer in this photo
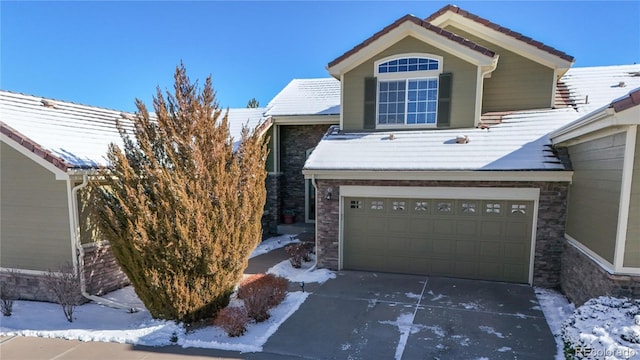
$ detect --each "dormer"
[426,5,575,113]
[327,5,574,132]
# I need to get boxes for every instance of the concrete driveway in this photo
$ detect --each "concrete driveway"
[259,271,556,359]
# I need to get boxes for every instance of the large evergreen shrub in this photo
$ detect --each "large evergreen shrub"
[90,64,268,323]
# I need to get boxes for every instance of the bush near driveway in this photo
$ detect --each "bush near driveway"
[237,274,288,322]
[214,306,250,337]
[562,296,640,359]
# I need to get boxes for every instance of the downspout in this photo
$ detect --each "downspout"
[70,174,140,312]
[306,174,319,272]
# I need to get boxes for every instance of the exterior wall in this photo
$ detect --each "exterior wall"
[445,26,555,112]
[82,243,130,296]
[565,132,626,264]
[625,127,640,267]
[562,241,640,306]
[263,173,281,237]
[0,142,73,271]
[0,270,79,303]
[315,179,569,287]
[342,36,478,131]
[279,124,331,222]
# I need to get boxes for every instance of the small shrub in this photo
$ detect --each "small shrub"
[214,306,249,337]
[0,269,19,316]
[285,242,314,268]
[43,265,83,323]
[237,274,288,322]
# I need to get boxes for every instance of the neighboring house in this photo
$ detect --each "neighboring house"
[302,4,640,303]
[0,91,266,302]
[550,88,640,305]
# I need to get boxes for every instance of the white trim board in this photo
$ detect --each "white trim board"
[304,170,573,182]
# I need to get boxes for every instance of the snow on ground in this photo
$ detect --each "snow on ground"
[535,287,575,359]
[267,258,336,284]
[0,235,334,353]
[249,234,299,258]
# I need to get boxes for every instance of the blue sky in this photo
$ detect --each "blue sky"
[1,1,639,112]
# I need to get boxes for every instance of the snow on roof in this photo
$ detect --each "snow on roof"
[264,78,340,116]
[0,90,266,169]
[305,108,578,171]
[561,64,640,114]
[305,64,640,172]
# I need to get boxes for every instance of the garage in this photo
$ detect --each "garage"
[343,196,534,283]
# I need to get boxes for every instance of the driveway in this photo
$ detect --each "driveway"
[259,271,556,359]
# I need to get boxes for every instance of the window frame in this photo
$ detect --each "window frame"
[374,54,443,129]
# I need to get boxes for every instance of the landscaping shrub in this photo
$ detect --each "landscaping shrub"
[43,265,83,323]
[0,269,19,316]
[285,242,314,268]
[237,274,288,322]
[89,63,268,323]
[214,306,249,337]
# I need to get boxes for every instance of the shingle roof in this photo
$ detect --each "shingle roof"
[305,64,640,172]
[327,14,496,69]
[0,91,266,169]
[264,78,340,116]
[425,4,574,63]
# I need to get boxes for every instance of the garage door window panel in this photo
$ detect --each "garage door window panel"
[460,201,478,215]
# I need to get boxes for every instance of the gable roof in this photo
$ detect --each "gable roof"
[327,14,498,77]
[305,64,639,174]
[425,5,574,63]
[264,78,340,116]
[0,90,266,170]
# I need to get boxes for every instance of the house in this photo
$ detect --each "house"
[302,5,640,303]
[0,91,266,302]
[2,4,638,306]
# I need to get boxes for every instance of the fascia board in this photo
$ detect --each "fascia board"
[272,115,340,125]
[431,14,573,71]
[551,108,640,145]
[1,133,69,180]
[328,21,496,77]
[302,169,573,182]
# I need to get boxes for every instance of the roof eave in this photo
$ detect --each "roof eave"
[303,169,573,182]
[327,15,497,78]
[427,7,574,71]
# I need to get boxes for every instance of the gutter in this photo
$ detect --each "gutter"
[70,173,140,312]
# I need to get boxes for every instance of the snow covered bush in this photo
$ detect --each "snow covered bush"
[237,274,288,322]
[214,306,249,337]
[561,296,640,359]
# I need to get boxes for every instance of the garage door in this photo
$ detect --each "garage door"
[343,197,534,283]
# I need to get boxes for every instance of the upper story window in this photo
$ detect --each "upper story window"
[374,54,443,127]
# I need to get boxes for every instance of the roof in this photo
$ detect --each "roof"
[0,90,266,169]
[264,78,340,116]
[425,5,574,63]
[327,14,496,70]
[305,64,640,173]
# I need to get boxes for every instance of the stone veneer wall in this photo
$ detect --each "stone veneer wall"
[315,179,569,288]
[0,242,129,303]
[263,174,281,237]
[561,241,640,306]
[83,242,130,296]
[279,124,332,222]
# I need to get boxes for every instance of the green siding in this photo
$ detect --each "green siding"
[0,142,73,271]
[342,36,478,131]
[625,128,640,267]
[445,26,554,112]
[566,133,626,264]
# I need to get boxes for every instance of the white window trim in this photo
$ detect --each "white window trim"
[374,54,443,129]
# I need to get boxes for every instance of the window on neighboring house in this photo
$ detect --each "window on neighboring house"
[373,55,444,127]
